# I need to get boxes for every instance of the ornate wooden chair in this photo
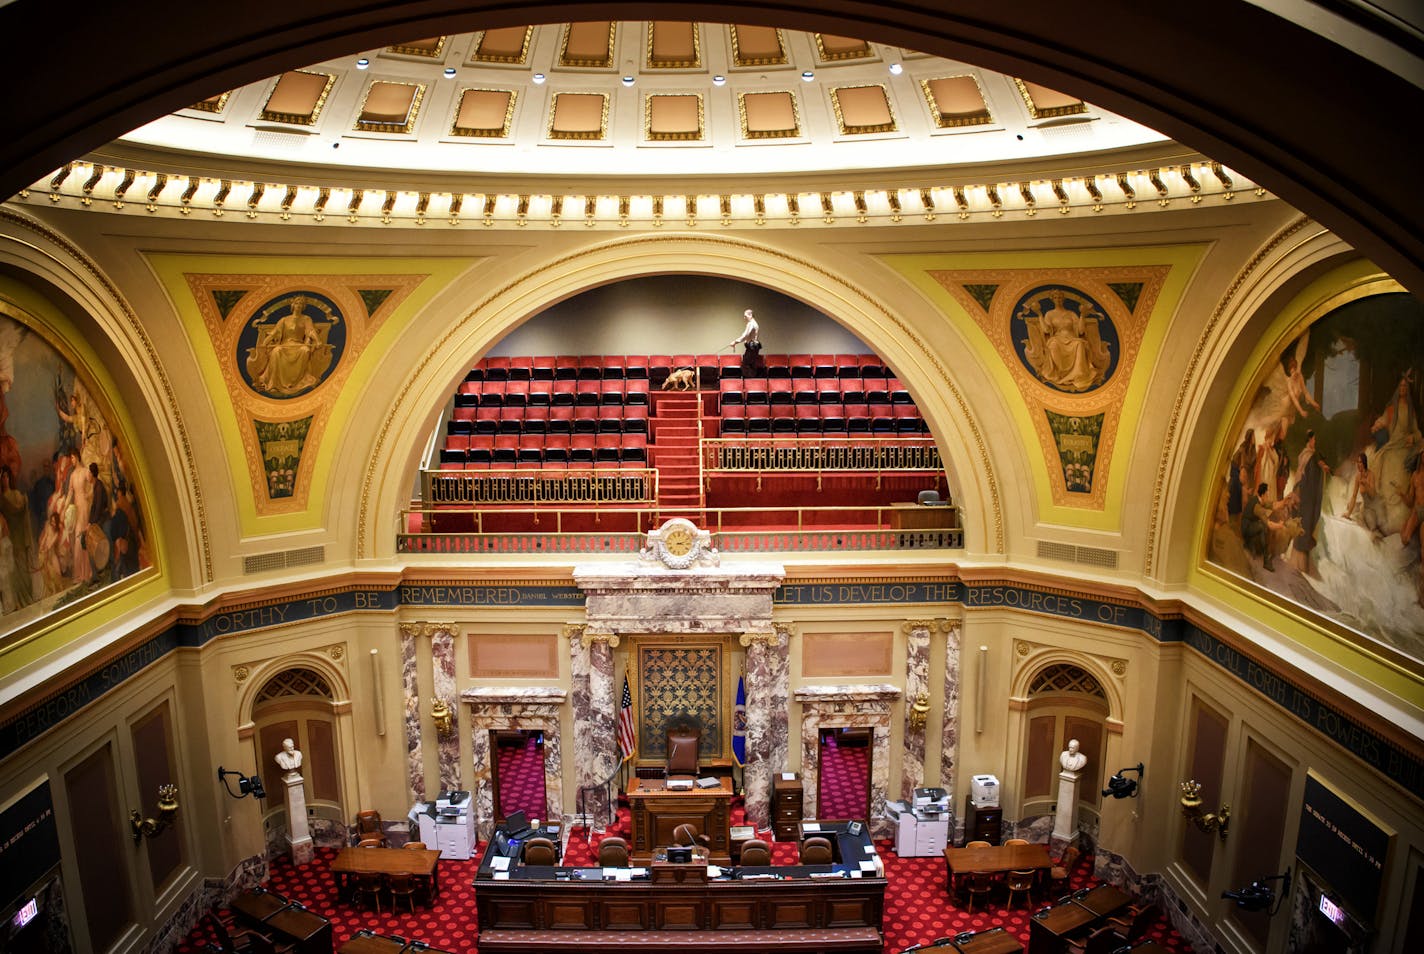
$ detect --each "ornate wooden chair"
[799,836,834,865]
[597,836,630,867]
[739,839,772,866]
[963,871,997,914]
[355,810,386,847]
[386,873,418,914]
[350,873,385,914]
[523,837,558,866]
[672,823,711,860]
[1005,868,1037,908]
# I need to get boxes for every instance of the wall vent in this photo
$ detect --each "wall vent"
[251,128,313,150]
[1036,539,1119,570]
[243,546,325,574]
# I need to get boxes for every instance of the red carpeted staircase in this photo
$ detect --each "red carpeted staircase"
[650,392,704,523]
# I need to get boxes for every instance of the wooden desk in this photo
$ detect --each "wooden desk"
[330,847,442,899]
[954,927,1024,954]
[889,502,958,530]
[338,933,410,954]
[943,843,1051,893]
[627,777,733,864]
[230,889,332,954]
[1026,885,1132,954]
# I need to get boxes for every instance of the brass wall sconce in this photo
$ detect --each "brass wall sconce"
[130,783,179,843]
[906,691,931,732]
[1180,779,1229,839]
[430,697,454,738]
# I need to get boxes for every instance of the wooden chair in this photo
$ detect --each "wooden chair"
[800,836,834,865]
[673,823,711,860]
[1049,845,1081,895]
[350,872,385,914]
[523,836,557,865]
[963,871,997,914]
[965,840,992,849]
[355,810,387,847]
[386,873,418,914]
[739,838,772,866]
[1004,838,1030,846]
[356,837,384,849]
[404,841,427,850]
[1066,924,1126,954]
[597,836,630,867]
[1005,868,1037,909]
[204,912,288,954]
[1106,902,1159,942]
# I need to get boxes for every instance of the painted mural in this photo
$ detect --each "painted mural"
[0,307,151,634]
[1207,289,1424,667]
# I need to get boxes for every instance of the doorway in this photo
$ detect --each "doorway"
[817,727,870,821]
[490,729,547,823]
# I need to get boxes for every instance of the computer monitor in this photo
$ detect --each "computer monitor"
[504,810,530,835]
[666,846,692,863]
[492,831,510,857]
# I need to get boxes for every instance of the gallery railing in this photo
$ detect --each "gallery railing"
[423,467,657,506]
[702,436,942,482]
[396,504,961,553]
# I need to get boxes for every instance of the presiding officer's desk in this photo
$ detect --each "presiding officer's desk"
[474,819,886,953]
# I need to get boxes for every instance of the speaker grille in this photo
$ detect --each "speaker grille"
[243,546,325,574]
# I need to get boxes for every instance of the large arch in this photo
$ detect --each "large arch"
[347,232,1019,559]
[1,2,1419,294]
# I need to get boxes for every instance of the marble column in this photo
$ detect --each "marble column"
[431,625,461,792]
[569,625,619,831]
[740,625,791,830]
[900,620,934,799]
[940,621,962,805]
[397,623,424,801]
[281,771,314,866]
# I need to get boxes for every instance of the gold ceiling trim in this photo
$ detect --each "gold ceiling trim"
[644,93,705,142]
[354,80,426,134]
[737,90,802,140]
[1013,78,1089,120]
[829,84,898,136]
[547,91,609,141]
[920,75,993,129]
[814,33,874,62]
[189,91,232,115]
[387,36,447,59]
[646,21,702,69]
[729,24,787,66]
[260,70,337,127]
[450,88,517,138]
[559,21,617,68]
[470,26,533,65]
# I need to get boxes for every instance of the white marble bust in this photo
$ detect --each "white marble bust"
[1060,738,1087,774]
[275,737,303,774]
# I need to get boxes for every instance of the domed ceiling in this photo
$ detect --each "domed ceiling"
[118,21,1166,179]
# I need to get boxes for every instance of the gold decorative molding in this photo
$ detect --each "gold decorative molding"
[233,665,250,684]
[327,644,345,661]
[562,623,587,641]
[1015,640,1032,656]
[398,621,457,637]
[584,630,620,648]
[740,630,779,648]
[902,620,938,634]
[1110,658,1127,677]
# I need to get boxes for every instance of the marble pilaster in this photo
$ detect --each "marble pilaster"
[740,625,791,829]
[793,684,902,839]
[397,623,424,800]
[431,625,461,791]
[462,686,567,842]
[940,621,962,799]
[568,625,619,831]
[900,620,934,799]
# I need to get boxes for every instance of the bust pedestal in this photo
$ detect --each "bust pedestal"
[1053,769,1080,844]
[282,771,314,866]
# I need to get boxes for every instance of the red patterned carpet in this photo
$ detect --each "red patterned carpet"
[818,732,870,821]
[493,734,546,822]
[176,799,1194,954]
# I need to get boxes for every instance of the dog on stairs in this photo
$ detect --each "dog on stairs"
[661,367,697,391]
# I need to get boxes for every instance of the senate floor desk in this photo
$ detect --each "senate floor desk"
[626,776,733,864]
[474,818,886,952]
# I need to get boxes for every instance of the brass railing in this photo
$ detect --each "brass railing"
[702,437,941,473]
[396,504,962,553]
[423,468,657,505]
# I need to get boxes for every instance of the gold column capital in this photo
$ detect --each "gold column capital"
[740,630,777,648]
[562,623,587,640]
[585,630,620,648]
[398,621,458,638]
[902,619,938,635]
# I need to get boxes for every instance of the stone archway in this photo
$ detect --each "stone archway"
[794,684,901,839]
[462,687,566,841]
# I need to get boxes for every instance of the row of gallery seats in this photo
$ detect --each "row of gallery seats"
[719,376,912,405]
[455,378,651,407]
[721,403,927,435]
[440,433,649,467]
[465,353,895,382]
[449,405,648,435]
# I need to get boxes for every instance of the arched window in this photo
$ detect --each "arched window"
[1021,663,1108,812]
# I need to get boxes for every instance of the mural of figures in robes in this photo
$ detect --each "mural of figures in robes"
[0,309,152,632]
[1207,291,1424,666]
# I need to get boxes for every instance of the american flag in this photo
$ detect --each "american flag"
[617,675,637,761]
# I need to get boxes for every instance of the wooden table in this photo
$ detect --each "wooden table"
[230,889,332,954]
[338,932,411,954]
[953,927,1024,954]
[626,777,733,864]
[330,847,442,899]
[943,843,1051,895]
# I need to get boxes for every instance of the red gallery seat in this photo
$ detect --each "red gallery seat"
[600,380,625,405]
[526,380,552,406]
[720,406,746,435]
[594,434,621,463]
[547,405,574,434]
[573,405,600,433]
[475,406,500,434]
[531,355,556,380]
[839,381,866,404]
[621,434,648,463]
[624,355,650,379]
[480,380,506,406]
[764,353,790,378]
[597,406,624,432]
[820,404,846,432]
[465,363,485,382]
[836,354,861,377]
[889,378,913,403]
[768,379,794,404]
[742,377,769,404]
[895,405,925,433]
[770,403,797,433]
[544,434,571,464]
[795,405,822,434]
[789,353,813,377]
[719,379,743,406]
[793,384,819,404]
[812,354,836,378]
[574,380,601,406]
[503,380,529,407]
[818,385,842,404]
[493,434,519,464]
[745,405,772,434]
[468,435,494,465]
[551,379,578,405]
[484,355,511,381]
[858,354,883,377]
[570,434,596,464]
[522,406,549,434]
[508,356,533,381]
[603,355,625,378]
[579,356,604,379]
[717,353,742,379]
[623,380,649,405]
[497,407,524,434]
[554,356,580,380]
[623,409,649,434]
[869,403,896,433]
[517,435,544,464]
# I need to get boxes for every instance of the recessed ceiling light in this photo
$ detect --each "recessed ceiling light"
[712,75,726,86]
[622,75,635,87]
[801,70,815,82]
[888,63,903,75]
[356,58,370,69]
[443,67,457,79]
[532,72,546,84]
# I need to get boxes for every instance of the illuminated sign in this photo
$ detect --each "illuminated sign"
[11,898,37,929]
